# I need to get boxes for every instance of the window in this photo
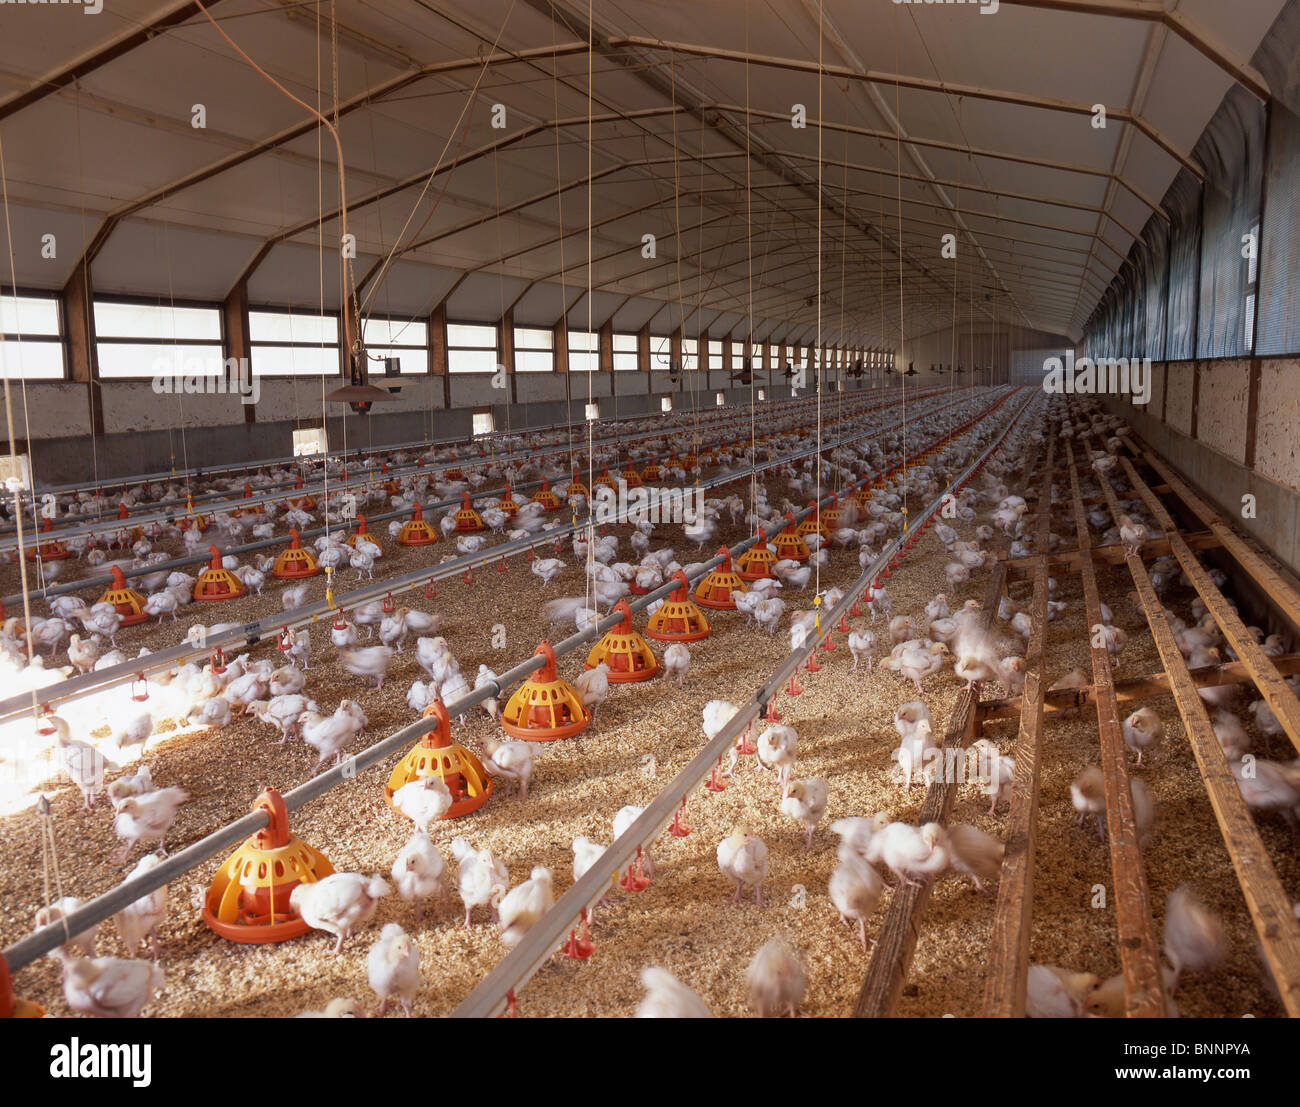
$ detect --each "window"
[473,411,495,436]
[514,326,552,372]
[783,344,795,370]
[96,299,223,379]
[0,293,64,379]
[584,402,599,420]
[649,334,672,370]
[0,453,32,490]
[681,337,698,371]
[1244,219,1260,353]
[448,322,498,374]
[661,396,673,412]
[715,391,725,406]
[708,340,723,370]
[613,332,639,370]
[730,340,744,364]
[568,329,599,372]
[362,316,428,375]
[757,388,766,400]
[250,309,339,376]
[293,427,327,456]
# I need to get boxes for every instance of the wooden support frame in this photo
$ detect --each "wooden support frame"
[1066,440,1166,1017]
[983,435,1058,1016]
[1090,442,1300,1016]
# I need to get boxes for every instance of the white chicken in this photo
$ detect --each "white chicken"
[1163,884,1225,982]
[746,938,806,1018]
[450,836,509,929]
[112,787,188,863]
[662,642,691,687]
[828,846,883,950]
[391,831,445,923]
[367,922,420,1017]
[635,966,713,1018]
[337,645,393,689]
[60,956,164,1018]
[866,822,950,887]
[289,872,390,954]
[573,662,610,717]
[780,777,829,848]
[498,866,554,948]
[112,852,168,958]
[946,824,1004,893]
[480,734,544,800]
[34,896,99,960]
[717,829,768,905]
[756,724,798,787]
[392,775,453,832]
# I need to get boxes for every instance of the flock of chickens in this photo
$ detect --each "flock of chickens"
[9,388,1293,1017]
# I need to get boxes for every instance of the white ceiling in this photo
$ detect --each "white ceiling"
[0,0,1290,347]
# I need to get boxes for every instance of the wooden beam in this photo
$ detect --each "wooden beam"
[1003,530,1220,577]
[1067,440,1166,1017]
[222,283,254,425]
[429,303,449,410]
[61,262,102,438]
[979,653,1300,722]
[983,436,1056,1016]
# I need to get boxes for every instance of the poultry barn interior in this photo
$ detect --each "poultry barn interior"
[3,0,1300,1043]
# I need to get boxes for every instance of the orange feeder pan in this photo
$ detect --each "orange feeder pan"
[586,599,659,683]
[853,484,874,508]
[644,570,712,642]
[593,466,618,491]
[232,484,265,517]
[285,476,316,511]
[822,500,846,536]
[772,516,811,562]
[500,641,591,741]
[531,478,561,511]
[99,565,149,626]
[397,503,438,546]
[344,515,384,558]
[384,700,493,818]
[736,532,778,582]
[682,453,698,470]
[621,466,643,489]
[272,528,321,579]
[453,493,485,532]
[26,517,71,561]
[194,545,246,602]
[0,954,46,1018]
[640,459,661,482]
[567,473,588,501]
[694,546,747,610]
[203,787,335,944]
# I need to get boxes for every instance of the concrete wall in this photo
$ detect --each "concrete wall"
[2,369,882,484]
[1100,356,1300,575]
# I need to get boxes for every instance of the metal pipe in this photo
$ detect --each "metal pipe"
[1,387,1017,974]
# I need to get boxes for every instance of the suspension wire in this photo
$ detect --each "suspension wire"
[584,0,596,611]
[814,0,824,603]
[547,13,575,482]
[893,15,907,521]
[835,112,849,496]
[744,7,757,526]
[71,81,102,510]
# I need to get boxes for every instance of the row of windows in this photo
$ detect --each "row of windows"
[0,292,878,379]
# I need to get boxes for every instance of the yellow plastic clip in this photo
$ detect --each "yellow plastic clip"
[323,565,334,608]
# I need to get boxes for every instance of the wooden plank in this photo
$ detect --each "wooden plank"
[1132,444,1300,630]
[1003,531,1220,577]
[982,437,1057,1016]
[1092,448,1300,1016]
[853,431,1041,1017]
[1067,441,1167,1017]
[979,652,1300,721]
[1122,456,1300,758]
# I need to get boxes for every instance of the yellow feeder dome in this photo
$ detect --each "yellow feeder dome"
[203,787,334,944]
[593,466,618,491]
[586,599,659,683]
[694,546,747,610]
[194,545,247,602]
[500,641,591,741]
[272,528,320,579]
[499,484,520,518]
[822,498,847,535]
[0,954,45,1018]
[640,457,661,482]
[27,517,71,561]
[736,529,778,582]
[531,477,561,511]
[853,483,874,508]
[384,700,493,818]
[795,502,828,542]
[453,493,485,533]
[620,465,643,489]
[772,515,811,562]
[397,503,438,546]
[682,452,698,470]
[567,472,588,501]
[644,570,712,642]
[99,565,149,626]
[444,456,466,481]
[344,515,384,558]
